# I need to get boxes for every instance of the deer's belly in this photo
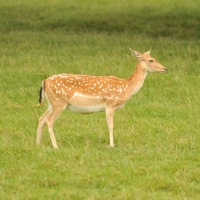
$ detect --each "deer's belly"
[67,92,106,113]
[67,104,105,114]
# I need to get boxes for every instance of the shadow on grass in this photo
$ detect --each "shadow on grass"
[0,5,199,39]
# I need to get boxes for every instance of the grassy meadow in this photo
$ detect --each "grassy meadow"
[0,0,200,199]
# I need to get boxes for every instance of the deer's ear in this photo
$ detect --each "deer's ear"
[129,48,143,59]
[144,50,151,55]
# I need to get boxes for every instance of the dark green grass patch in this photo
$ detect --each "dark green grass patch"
[0,0,200,39]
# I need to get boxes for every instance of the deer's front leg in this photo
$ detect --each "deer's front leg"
[106,107,115,147]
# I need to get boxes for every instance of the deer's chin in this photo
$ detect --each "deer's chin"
[153,68,167,73]
[160,68,167,73]
[147,66,167,73]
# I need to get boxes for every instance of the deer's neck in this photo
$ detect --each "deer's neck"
[126,62,148,98]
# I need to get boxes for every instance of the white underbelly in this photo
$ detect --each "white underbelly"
[67,104,106,114]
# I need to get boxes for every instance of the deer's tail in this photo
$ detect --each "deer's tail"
[38,81,45,106]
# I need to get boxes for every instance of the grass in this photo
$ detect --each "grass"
[0,0,200,199]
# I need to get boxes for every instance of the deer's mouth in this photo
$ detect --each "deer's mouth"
[158,68,167,73]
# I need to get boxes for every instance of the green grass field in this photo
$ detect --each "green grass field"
[0,0,200,199]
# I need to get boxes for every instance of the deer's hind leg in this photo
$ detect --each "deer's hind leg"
[45,104,67,148]
[36,107,52,145]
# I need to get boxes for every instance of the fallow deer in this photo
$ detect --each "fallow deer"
[37,49,166,148]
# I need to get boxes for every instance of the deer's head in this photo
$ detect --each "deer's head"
[130,49,167,73]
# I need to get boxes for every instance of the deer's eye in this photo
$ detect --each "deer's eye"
[149,59,154,63]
